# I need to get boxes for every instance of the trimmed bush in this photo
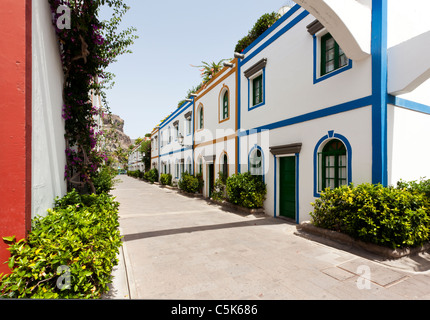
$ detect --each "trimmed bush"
[0,190,122,299]
[226,172,267,209]
[144,168,159,183]
[178,173,202,194]
[160,173,172,186]
[311,183,430,249]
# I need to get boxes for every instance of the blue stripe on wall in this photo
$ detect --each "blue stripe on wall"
[371,0,388,186]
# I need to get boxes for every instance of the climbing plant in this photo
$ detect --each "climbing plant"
[49,0,137,194]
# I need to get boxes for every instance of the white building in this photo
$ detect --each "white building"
[128,143,145,172]
[158,100,194,185]
[150,0,430,224]
[193,59,238,197]
[238,0,430,223]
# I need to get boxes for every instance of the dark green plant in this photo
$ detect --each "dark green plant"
[226,172,267,209]
[178,173,202,194]
[311,183,430,249]
[235,12,281,53]
[0,190,122,299]
[144,168,158,183]
[160,174,172,186]
[92,166,117,194]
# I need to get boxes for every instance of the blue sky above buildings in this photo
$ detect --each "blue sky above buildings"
[100,0,292,139]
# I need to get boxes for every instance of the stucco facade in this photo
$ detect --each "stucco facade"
[151,0,430,224]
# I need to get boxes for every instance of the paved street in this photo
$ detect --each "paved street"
[111,175,430,300]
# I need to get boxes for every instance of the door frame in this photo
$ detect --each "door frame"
[275,153,300,224]
[207,163,215,198]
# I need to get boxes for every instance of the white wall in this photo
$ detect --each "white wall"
[240,106,373,223]
[388,105,430,185]
[32,1,67,218]
[239,10,372,133]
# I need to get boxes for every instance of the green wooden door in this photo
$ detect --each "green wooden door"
[280,156,296,220]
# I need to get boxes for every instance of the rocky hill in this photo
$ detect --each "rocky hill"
[102,113,132,168]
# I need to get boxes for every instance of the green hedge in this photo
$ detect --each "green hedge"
[0,190,122,299]
[144,168,159,183]
[311,183,430,249]
[226,172,267,209]
[160,173,172,186]
[178,173,203,194]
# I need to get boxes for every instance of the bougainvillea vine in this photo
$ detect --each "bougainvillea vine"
[48,0,137,193]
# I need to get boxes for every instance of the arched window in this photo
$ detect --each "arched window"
[198,104,204,130]
[249,148,263,180]
[320,139,347,189]
[197,157,203,175]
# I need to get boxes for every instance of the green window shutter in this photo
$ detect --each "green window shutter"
[321,33,348,76]
[253,75,263,106]
[223,92,229,119]
[199,108,204,129]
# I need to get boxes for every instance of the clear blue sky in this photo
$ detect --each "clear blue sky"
[101,0,293,139]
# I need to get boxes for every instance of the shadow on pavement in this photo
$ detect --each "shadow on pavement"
[123,217,288,243]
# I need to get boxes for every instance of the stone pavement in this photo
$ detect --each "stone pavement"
[105,175,430,300]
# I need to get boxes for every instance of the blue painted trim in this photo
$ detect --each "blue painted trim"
[273,155,277,218]
[313,35,353,84]
[313,131,353,197]
[248,145,265,183]
[159,147,193,158]
[240,10,309,67]
[248,68,266,111]
[295,153,300,224]
[388,95,430,115]
[237,60,242,174]
[159,100,193,130]
[241,4,302,56]
[371,0,388,186]
[238,95,372,138]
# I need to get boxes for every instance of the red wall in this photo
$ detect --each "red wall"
[0,0,32,275]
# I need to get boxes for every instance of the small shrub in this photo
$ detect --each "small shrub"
[226,172,267,209]
[212,173,227,201]
[178,173,200,194]
[0,190,122,299]
[92,166,117,194]
[160,173,172,186]
[235,12,281,53]
[311,183,430,249]
[146,168,159,183]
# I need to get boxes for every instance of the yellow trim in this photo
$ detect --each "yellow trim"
[194,133,237,149]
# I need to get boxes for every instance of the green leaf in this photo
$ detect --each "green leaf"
[3,236,16,243]
[8,256,15,269]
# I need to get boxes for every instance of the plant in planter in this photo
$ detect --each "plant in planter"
[226,172,267,209]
